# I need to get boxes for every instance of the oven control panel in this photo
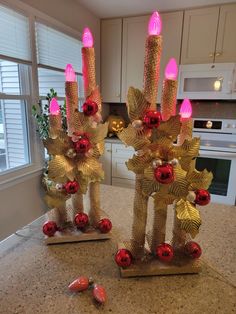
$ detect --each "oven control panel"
[193,119,236,134]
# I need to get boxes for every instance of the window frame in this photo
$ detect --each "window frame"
[0,0,83,188]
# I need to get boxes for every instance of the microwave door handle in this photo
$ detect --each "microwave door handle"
[232,69,236,93]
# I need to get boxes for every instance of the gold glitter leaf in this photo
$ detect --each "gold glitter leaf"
[169,165,189,197]
[44,194,66,209]
[118,124,150,151]
[44,132,72,156]
[127,154,152,174]
[158,115,181,140]
[176,199,201,238]
[142,178,160,196]
[127,87,150,121]
[143,165,155,181]
[153,192,175,208]
[91,142,105,158]
[88,122,108,144]
[187,169,213,190]
[48,155,74,180]
[77,157,104,181]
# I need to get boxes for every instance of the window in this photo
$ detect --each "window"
[0,5,32,173]
[35,22,84,108]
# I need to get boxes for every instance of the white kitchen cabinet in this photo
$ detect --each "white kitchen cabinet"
[215,4,236,63]
[181,4,236,64]
[101,19,122,102]
[100,142,112,185]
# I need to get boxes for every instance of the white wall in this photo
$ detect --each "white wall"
[0,0,100,240]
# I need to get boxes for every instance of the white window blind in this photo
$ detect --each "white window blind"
[0,5,31,62]
[35,22,82,73]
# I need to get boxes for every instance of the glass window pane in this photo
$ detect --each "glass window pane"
[0,60,30,95]
[0,99,29,172]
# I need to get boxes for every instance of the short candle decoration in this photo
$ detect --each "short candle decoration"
[143,11,162,108]
[82,27,96,98]
[65,63,78,136]
[49,98,61,139]
[178,98,193,145]
[161,58,178,121]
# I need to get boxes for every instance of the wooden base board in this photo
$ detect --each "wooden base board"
[118,242,201,278]
[45,227,111,245]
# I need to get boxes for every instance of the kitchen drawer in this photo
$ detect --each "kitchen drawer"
[112,157,135,180]
[112,177,135,189]
[112,143,134,159]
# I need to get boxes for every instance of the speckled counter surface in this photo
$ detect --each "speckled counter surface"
[0,185,235,314]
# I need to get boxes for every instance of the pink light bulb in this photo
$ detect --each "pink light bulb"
[148,11,162,35]
[165,58,178,80]
[180,99,192,119]
[82,27,94,48]
[49,98,60,115]
[65,64,76,82]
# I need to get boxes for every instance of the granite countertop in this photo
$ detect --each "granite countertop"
[0,185,235,314]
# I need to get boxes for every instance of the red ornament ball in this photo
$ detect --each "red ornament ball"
[154,164,174,184]
[64,181,79,194]
[82,100,98,116]
[74,212,89,229]
[184,241,202,259]
[115,249,133,268]
[74,137,91,154]
[156,243,174,262]
[42,221,57,237]
[195,189,211,206]
[143,110,162,129]
[98,218,112,233]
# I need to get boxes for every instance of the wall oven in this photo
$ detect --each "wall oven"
[193,118,236,205]
[178,63,236,100]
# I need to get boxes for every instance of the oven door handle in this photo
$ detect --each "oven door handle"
[199,150,236,158]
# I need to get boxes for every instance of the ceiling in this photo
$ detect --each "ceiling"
[76,0,235,18]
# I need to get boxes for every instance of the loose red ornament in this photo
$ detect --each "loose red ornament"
[42,221,58,237]
[74,137,91,154]
[93,284,106,304]
[82,100,98,116]
[143,110,162,129]
[184,241,202,259]
[195,189,211,206]
[115,248,133,268]
[156,243,174,262]
[98,218,112,233]
[154,164,174,184]
[64,181,79,194]
[68,276,89,292]
[74,212,89,229]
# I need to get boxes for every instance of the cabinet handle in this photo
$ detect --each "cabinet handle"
[209,52,214,57]
[215,52,222,57]
[107,149,112,153]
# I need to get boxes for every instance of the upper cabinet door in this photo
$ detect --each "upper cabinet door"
[121,15,149,102]
[101,19,122,102]
[181,7,219,64]
[215,4,236,63]
[157,11,183,103]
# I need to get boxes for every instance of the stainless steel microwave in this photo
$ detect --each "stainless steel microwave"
[177,63,236,100]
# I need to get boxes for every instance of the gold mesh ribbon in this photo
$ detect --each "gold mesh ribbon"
[82,47,96,98]
[89,181,107,226]
[49,115,61,139]
[151,206,167,253]
[71,191,84,217]
[161,79,178,121]
[130,174,149,258]
[143,35,162,108]
[178,119,193,145]
[65,81,78,136]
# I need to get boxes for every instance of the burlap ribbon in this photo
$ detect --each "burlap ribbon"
[82,47,96,98]
[161,80,178,121]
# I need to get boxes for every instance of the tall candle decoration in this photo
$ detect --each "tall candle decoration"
[65,64,78,136]
[161,58,178,121]
[82,27,96,98]
[143,11,162,108]
[49,98,61,139]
